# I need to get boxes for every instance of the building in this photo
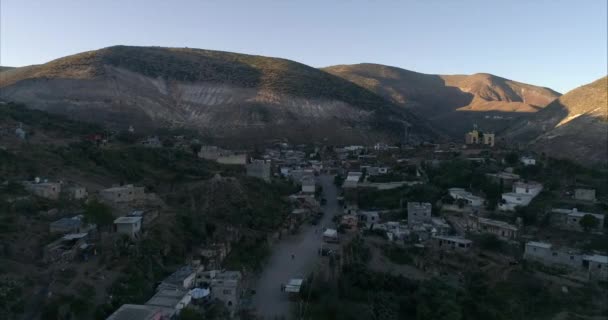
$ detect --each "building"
[431,235,472,252]
[114,216,143,239]
[100,185,145,203]
[44,232,90,263]
[448,188,484,207]
[524,241,608,281]
[474,217,519,240]
[499,181,543,211]
[340,214,359,232]
[342,171,363,189]
[482,133,495,147]
[465,129,480,144]
[485,172,520,188]
[49,215,96,234]
[145,289,191,316]
[358,211,380,227]
[301,175,316,194]
[407,202,432,226]
[520,156,536,166]
[574,188,596,202]
[246,159,271,182]
[106,304,171,320]
[197,270,242,317]
[22,179,61,200]
[551,208,605,232]
[66,186,88,200]
[141,136,162,148]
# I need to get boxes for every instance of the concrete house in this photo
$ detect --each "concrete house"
[66,186,88,200]
[524,241,608,282]
[145,289,192,317]
[551,208,605,232]
[574,188,596,202]
[465,129,479,144]
[485,172,520,188]
[49,215,96,234]
[100,185,145,203]
[106,304,170,320]
[301,175,316,194]
[23,179,61,200]
[114,216,143,239]
[197,270,242,317]
[340,214,359,232]
[520,156,536,166]
[449,188,484,207]
[432,235,472,252]
[246,159,271,182]
[475,217,519,240]
[482,133,495,147]
[359,211,380,227]
[499,181,543,211]
[407,202,432,226]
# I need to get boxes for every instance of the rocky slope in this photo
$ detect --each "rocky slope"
[323,63,561,137]
[505,76,607,165]
[0,46,436,145]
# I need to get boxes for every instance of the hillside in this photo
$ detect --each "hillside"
[506,76,608,165]
[0,66,15,72]
[0,46,437,145]
[323,63,560,137]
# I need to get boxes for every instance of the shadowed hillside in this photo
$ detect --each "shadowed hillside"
[0,46,438,145]
[323,63,560,137]
[505,76,607,165]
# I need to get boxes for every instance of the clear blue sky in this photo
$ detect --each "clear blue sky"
[1,0,606,93]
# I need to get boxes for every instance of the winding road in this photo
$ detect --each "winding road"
[251,175,339,319]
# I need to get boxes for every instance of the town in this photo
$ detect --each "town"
[1,104,606,320]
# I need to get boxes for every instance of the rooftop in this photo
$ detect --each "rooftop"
[478,217,518,231]
[433,235,472,244]
[106,304,169,320]
[114,216,143,224]
[527,241,552,249]
[583,254,608,264]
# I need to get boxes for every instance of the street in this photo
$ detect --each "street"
[251,175,339,319]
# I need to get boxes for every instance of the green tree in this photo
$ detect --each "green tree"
[84,200,114,227]
[579,214,600,232]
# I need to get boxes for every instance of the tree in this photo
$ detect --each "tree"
[505,152,519,166]
[84,200,114,227]
[579,214,600,232]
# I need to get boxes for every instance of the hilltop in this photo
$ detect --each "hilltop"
[506,76,608,165]
[0,46,437,145]
[323,63,560,137]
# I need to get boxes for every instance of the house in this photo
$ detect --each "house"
[100,185,145,203]
[407,202,432,226]
[158,265,201,291]
[431,235,472,252]
[340,214,359,232]
[524,241,608,281]
[474,217,518,240]
[358,211,380,227]
[285,278,304,299]
[15,126,26,140]
[49,215,96,234]
[301,175,316,194]
[499,181,543,211]
[197,270,242,317]
[482,133,495,147]
[141,136,162,148]
[145,289,192,316]
[520,156,536,166]
[551,208,605,232]
[128,210,159,226]
[574,188,596,202]
[465,129,479,144]
[448,188,484,207]
[343,203,358,215]
[246,159,271,182]
[66,186,88,200]
[114,216,143,239]
[22,178,61,200]
[342,172,363,189]
[106,304,171,320]
[323,229,339,243]
[485,172,520,188]
[44,232,90,263]
[199,243,231,269]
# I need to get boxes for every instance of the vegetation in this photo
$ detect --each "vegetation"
[579,214,600,232]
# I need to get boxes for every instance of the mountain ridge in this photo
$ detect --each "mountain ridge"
[0,46,438,145]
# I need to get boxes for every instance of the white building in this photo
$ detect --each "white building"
[246,159,271,182]
[301,175,316,194]
[574,188,596,202]
[432,235,472,252]
[499,181,543,211]
[448,188,484,207]
[520,156,536,166]
[23,179,61,200]
[524,241,608,281]
[551,208,605,232]
[474,217,519,240]
[114,216,143,239]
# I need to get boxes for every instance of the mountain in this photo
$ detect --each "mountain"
[0,66,15,72]
[0,46,437,145]
[505,76,607,165]
[323,63,561,137]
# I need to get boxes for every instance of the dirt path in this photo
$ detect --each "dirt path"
[251,175,338,320]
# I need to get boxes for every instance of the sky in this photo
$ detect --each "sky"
[1,0,606,93]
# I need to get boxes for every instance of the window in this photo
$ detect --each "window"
[223,289,232,295]
[552,252,558,256]
[570,256,574,260]
[458,243,465,248]
[533,248,536,251]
